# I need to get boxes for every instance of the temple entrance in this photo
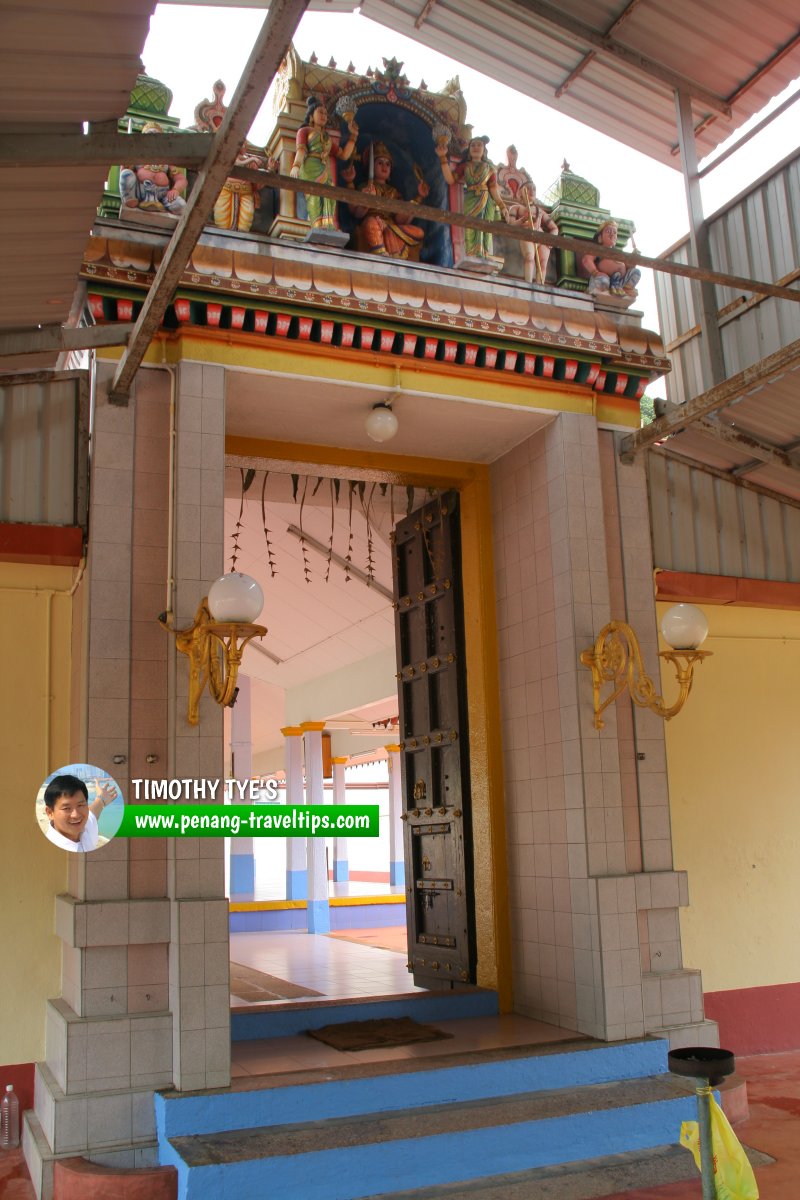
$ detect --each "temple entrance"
[222,462,487,1015]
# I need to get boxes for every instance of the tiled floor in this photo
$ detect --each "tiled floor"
[230,1011,578,1078]
[229,929,422,1005]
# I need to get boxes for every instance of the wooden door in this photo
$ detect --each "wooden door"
[392,491,475,988]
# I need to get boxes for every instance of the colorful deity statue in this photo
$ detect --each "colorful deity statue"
[119,121,188,217]
[341,141,429,259]
[213,144,276,233]
[435,133,509,265]
[506,180,559,286]
[191,81,273,233]
[578,219,641,300]
[290,95,359,235]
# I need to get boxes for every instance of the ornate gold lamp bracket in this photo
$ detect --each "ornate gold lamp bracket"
[580,620,711,731]
[160,600,266,726]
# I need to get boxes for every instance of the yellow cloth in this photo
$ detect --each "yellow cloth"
[680,1096,759,1198]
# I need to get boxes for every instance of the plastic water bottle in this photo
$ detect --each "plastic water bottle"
[0,1084,20,1149]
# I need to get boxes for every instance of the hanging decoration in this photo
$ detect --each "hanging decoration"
[230,468,255,570]
[259,471,277,578]
[230,470,440,589]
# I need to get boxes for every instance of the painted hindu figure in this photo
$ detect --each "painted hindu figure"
[506,179,560,285]
[290,95,359,232]
[578,219,641,299]
[191,81,274,233]
[435,134,509,262]
[119,121,188,216]
[213,144,276,233]
[341,142,429,258]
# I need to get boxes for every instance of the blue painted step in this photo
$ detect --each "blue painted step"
[159,1073,695,1200]
[157,1037,667,1139]
[155,1036,697,1199]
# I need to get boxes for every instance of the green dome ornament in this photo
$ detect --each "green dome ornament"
[128,73,174,121]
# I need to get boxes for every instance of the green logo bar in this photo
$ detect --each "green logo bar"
[116,805,379,838]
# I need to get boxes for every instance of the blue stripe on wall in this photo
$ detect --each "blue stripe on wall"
[229,904,405,933]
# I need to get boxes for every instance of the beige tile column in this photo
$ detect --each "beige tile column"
[491,412,709,1046]
[167,362,230,1092]
[26,366,173,1198]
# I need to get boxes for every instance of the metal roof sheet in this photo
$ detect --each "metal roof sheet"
[361,0,800,168]
[0,0,158,336]
[652,360,800,500]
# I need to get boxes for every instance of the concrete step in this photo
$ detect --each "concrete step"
[161,1073,696,1200]
[366,1141,774,1200]
[157,1036,669,1139]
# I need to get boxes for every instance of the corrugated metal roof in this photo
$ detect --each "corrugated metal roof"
[0,0,158,336]
[647,449,800,579]
[361,0,800,168]
[650,361,800,501]
[650,148,800,505]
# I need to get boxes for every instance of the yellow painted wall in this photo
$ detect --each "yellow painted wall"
[660,602,800,993]
[0,563,74,1065]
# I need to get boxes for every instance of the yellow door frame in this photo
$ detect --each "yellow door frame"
[226,435,512,1009]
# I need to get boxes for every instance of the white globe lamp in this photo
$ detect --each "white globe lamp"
[207,572,264,623]
[660,603,708,650]
[365,402,399,442]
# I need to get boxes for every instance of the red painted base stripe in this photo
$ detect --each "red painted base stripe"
[704,982,800,1054]
[0,1062,34,1114]
[0,523,82,566]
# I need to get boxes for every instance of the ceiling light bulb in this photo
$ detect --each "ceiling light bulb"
[660,603,708,650]
[208,571,264,623]
[365,402,399,442]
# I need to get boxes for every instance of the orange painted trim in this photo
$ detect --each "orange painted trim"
[0,523,83,566]
[656,569,800,610]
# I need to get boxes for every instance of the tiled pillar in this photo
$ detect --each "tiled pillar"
[386,745,405,888]
[26,366,173,1198]
[166,362,230,1092]
[282,726,306,899]
[302,722,330,933]
[331,757,349,882]
[491,412,702,1046]
[603,435,708,1044]
[229,673,256,895]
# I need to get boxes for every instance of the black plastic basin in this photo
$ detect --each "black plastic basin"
[668,1046,735,1086]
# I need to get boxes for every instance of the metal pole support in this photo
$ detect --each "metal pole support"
[696,1080,716,1200]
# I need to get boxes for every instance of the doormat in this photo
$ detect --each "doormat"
[307,1016,454,1052]
[230,963,323,1004]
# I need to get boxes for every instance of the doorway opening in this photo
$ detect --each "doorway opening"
[221,462,466,1011]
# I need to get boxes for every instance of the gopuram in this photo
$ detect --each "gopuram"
[85,50,666,414]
